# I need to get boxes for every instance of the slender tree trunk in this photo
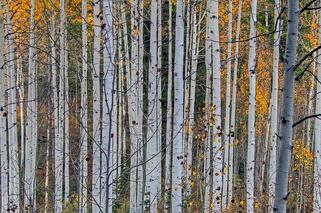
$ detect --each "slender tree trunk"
[17,57,24,169]
[53,2,63,209]
[230,1,242,202]
[223,0,233,208]
[130,0,140,210]
[146,0,161,211]
[165,0,173,210]
[102,0,114,211]
[25,0,37,209]
[204,0,213,209]
[246,0,257,212]
[313,4,321,211]
[186,5,199,203]
[79,0,88,211]
[268,0,281,211]
[64,25,70,204]
[171,0,184,211]
[6,5,20,211]
[211,0,223,211]
[0,14,8,213]
[92,0,102,211]
[274,0,300,212]
[137,0,144,210]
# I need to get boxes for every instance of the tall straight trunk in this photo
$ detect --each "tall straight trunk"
[186,5,199,202]
[92,0,102,211]
[268,0,281,211]
[146,0,161,211]
[223,0,233,208]
[79,0,88,211]
[102,0,114,211]
[0,15,8,213]
[204,0,213,209]
[171,0,184,211]
[230,1,242,200]
[183,3,191,201]
[25,0,37,209]
[274,0,299,212]
[129,0,140,210]
[211,0,223,211]
[165,0,173,210]
[6,5,20,211]
[137,0,144,209]
[246,0,257,212]
[313,4,321,212]
[45,83,51,213]
[17,57,24,168]
[64,26,70,203]
[156,0,162,207]
[52,3,63,209]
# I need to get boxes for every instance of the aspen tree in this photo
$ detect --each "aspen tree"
[137,0,144,210]
[25,0,37,209]
[17,57,24,168]
[0,13,8,213]
[146,0,161,211]
[102,0,114,211]
[6,4,20,211]
[130,0,140,210]
[186,4,199,201]
[268,0,281,211]
[165,0,173,210]
[211,0,223,211]
[92,0,102,211]
[204,0,213,209]
[172,0,184,211]
[79,0,88,210]
[223,0,233,207]
[230,1,242,199]
[64,26,70,203]
[274,0,299,212]
[313,3,321,212]
[246,0,257,211]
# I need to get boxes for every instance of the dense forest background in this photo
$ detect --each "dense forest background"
[0,0,320,212]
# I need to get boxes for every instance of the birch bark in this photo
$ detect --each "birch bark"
[0,14,8,213]
[171,0,184,211]
[268,0,281,211]
[6,5,20,211]
[246,0,258,211]
[274,0,300,212]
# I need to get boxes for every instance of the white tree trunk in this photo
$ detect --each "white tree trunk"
[268,0,281,211]
[223,0,233,208]
[53,3,63,209]
[17,57,24,169]
[25,0,37,209]
[146,0,161,211]
[246,0,257,212]
[211,0,223,211]
[171,0,184,211]
[79,0,88,211]
[92,0,102,211]
[313,4,321,212]
[102,0,114,211]
[165,0,173,210]
[129,0,140,210]
[64,26,70,203]
[0,14,8,213]
[230,2,242,203]
[6,5,20,211]
[274,0,299,212]
[204,0,213,209]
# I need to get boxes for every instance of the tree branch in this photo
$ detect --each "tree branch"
[292,114,321,128]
